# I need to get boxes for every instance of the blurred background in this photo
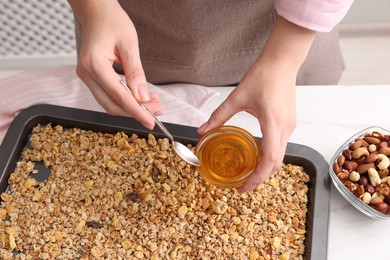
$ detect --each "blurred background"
[0,0,389,84]
[338,0,390,84]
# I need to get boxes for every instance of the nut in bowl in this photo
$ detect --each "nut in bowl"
[195,125,261,188]
[329,126,390,219]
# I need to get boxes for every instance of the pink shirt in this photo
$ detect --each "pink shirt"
[275,0,354,32]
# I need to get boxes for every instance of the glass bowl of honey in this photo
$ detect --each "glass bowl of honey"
[195,125,261,188]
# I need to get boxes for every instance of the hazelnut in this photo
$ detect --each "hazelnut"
[358,176,368,186]
[366,184,375,194]
[374,202,389,214]
[349,171,360,182]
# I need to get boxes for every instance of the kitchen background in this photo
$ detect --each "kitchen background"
[0,0,389,84]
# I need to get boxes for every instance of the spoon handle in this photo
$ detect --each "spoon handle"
[120,80,174,142]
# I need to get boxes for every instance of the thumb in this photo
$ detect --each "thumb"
[198,96,239,134]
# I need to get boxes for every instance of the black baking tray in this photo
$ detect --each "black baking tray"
[0,104,330,259]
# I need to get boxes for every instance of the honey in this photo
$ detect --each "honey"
[195,126,261,188]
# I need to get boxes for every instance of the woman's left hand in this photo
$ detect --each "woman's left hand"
[198,57,297,193]
[198,16,316,193]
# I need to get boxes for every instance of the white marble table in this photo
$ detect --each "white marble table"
[203,85,390,260]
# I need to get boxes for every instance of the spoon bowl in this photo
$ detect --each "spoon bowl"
[173,141,201,166]
[120,80,201,166]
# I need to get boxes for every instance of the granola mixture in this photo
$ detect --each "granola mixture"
[0,124,310,259]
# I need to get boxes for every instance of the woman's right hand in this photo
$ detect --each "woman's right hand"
[68,0,162,129]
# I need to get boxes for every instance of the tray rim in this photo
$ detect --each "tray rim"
[0,104,330,259]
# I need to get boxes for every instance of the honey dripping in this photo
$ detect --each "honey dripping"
[200,132,258,181]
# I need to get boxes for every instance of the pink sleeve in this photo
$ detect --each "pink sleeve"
[274,0,354,32]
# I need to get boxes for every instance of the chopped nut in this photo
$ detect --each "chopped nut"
[116,137,129,149]
[122,240,132,249]
[223,245,233,254]
[177,205,188,219]
[77,220,86,233]
[4,227,16,235]
[220,234,229,244]
[112,218,121,228]
[134,251,144,259]
[9,235,16,250]
[144,193,155,202]
[169,250,177,259]
[106,160,115,168]
[130,244,140,251]
[249,249,259,260]
[114,191,123,202]
[32,190,42,201]
[183,245,191,253]
[83,180,95,189]
[185,182,196,193]
[269,178,280,187]
[23,178,37,188]
[55,231,63,241]
[0,209,7,219]
[162,183,171,192]
[149,216,161,223]
[91,246,103,257]
[5,204,13,214]
[212,199,228,214]
[272,236,281,250]
[232,216,241,225]
[1,193,12,202]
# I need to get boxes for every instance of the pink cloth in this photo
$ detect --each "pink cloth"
[0,66,219,145]
[275,0,354,32]
[0,66,99,144]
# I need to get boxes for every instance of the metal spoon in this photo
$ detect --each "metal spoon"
[120,80,201,166]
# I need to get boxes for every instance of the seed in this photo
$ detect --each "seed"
[86,221,103,229]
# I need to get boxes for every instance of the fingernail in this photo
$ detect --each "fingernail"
[198,122,209,134]
[138,84,150,102]
[142,119,155,130]
[236,187,246,194]
[237,184,255,194]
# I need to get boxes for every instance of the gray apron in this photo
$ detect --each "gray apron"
[75,0,345,85]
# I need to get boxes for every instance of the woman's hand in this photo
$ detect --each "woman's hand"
[198,16,316,193]
[68,0,161,129]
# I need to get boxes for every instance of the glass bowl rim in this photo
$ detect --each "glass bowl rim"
[329,126,390,220]
[195,125,260,188]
